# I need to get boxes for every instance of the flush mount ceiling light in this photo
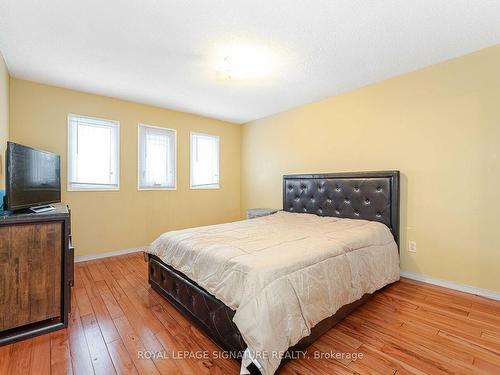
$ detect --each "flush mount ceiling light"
[215,43,278,80]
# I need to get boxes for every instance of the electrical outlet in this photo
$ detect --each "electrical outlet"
[409,241,417,253]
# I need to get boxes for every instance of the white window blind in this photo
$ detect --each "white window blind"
[138,124,176,190]
[190,132,220,189]
[67,114,120,191]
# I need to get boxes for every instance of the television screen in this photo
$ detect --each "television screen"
[5,142,61,210]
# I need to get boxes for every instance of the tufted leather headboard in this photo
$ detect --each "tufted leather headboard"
[283,171,400,247]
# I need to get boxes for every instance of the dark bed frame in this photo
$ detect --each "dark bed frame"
[147,171,400,373]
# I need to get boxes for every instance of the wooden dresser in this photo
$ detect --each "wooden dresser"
[0,204,73,345]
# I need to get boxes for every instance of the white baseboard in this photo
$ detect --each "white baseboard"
[75,247,144,263]
[400,271,500,301]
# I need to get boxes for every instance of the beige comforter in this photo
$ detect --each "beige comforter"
[147,211,400,375]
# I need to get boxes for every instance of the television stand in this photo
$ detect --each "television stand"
[0,203,73,346]
[30,204,56,213]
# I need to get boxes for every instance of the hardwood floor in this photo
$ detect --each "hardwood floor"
[1,252,499,374]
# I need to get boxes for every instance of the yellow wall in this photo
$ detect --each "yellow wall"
[242,45,500,293]
[7,45,500,292]
[0,53,8,190]
[10,79,241,256]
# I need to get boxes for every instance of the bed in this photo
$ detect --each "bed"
[145,171,400,374]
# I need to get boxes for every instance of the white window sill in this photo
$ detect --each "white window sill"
[138,187,177,191]
[190,184,220,190]
[68,185,120,192]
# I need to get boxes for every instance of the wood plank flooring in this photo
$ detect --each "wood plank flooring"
[1,252,499,374]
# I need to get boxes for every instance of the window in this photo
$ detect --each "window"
[190,132,220,189]
[67,114,120,191]
[138,124,176,190]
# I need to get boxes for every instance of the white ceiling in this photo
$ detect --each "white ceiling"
[1,1,500,124]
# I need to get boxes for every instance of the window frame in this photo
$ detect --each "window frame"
[67,113,120,192]
[137,123,177,191]
[190,131,220,190]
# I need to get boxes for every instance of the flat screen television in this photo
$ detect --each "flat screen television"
[5,142,61,211]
